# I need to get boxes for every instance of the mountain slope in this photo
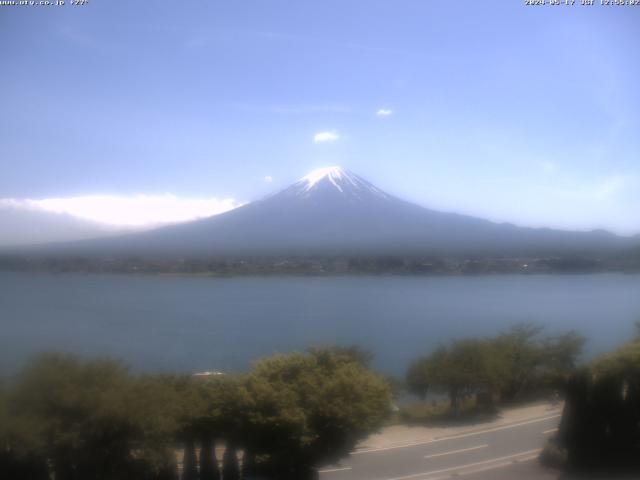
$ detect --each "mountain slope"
[0,205,114,248]
[47,167,636,257]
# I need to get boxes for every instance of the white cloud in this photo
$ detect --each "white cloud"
[263,175,273,183]
[376,109,393,117]
[0,194,241,227]
[313,131,339,143]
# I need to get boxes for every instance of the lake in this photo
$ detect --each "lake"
[1,272,639,377]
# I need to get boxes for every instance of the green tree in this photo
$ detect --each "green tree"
[308,345,374,368]
[540,330,585,388]
[1,347,393,480]
[242,348,391,478]
[6,354,139,480]
[406,340,506,415]
[2,355,193,480]
[1,381,48,480]
[125,374,185,479]
[492,323,545,401]
[408,326,586,409]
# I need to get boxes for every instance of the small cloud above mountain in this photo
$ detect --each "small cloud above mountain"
[313,131,339,143]
[376,109,393,117]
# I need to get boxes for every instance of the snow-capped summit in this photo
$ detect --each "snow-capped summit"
[285,166,389,200]
[300,166,346,189]
[299,166,356,192]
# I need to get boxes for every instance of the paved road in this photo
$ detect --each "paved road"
[319,413,561,480]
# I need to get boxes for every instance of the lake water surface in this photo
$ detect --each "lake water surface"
[1,272,639,377]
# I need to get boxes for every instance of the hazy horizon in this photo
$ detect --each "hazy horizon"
[1,164,639,250]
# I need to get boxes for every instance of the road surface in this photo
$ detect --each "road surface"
[319,411,560,480]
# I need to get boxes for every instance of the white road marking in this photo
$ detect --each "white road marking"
[382,449,542,480]
[427,452,540,480]
[423,444,487,459]
[319,466,352,474]
[352,414,561,455]
[543,428,557,434]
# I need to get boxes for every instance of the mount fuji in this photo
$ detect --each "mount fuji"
[45,166,634,257]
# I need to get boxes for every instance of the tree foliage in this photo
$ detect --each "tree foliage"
[406,339,506,414]
[2,354,154,480]
[406,325,585,412]
[0,347,391,480]
[492,323,545,400]
[558,335,640,474]
[241,347,391,477]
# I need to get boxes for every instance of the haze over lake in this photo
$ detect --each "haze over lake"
[1,272,639,377]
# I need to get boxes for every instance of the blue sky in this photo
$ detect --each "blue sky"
[1,1,638,233]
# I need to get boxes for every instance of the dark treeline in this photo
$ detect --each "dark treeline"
[405,324,585,417]
[1,253,637,276]
[548,323,640,477]
[0,346,391,480]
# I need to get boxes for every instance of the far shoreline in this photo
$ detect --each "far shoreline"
[1,269,639,279]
